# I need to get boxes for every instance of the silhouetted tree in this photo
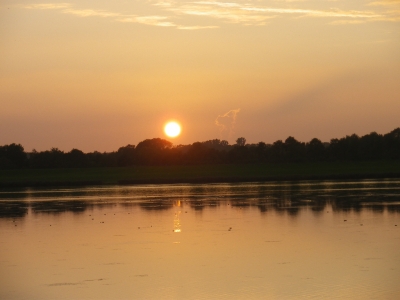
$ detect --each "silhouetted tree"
[346,134,360,160]
[0,143,27,168]
[2,126,400,168]
[284,136,305,162]
[359,132,383,160]
[202,139,231,152]
[306,138,326,161]
[66,149,88,168]
[255,142,268,162]
[186,142,212,164]
[230,138,249,163]
[270,140,285,162]
[117,144,136,166]
[329,135,360,161]
[135,138,172,165]
[228,147,244,163]
[29,148,65,168]
[383,128,400,159]
[236,137,246,147]
[86,151,116,167]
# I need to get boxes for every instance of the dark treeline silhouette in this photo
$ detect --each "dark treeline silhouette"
[1,128,399,169]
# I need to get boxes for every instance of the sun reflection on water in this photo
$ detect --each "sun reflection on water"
[174,200,181,233]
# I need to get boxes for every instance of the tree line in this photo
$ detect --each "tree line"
[1,127,399,169]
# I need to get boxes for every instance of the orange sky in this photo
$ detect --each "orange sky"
[1,0,399,151]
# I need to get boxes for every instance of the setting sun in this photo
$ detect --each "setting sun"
[164,122,181,138]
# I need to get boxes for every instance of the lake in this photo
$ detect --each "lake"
[1,180,400,299]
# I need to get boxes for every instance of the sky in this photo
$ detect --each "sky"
[1,0,399,152]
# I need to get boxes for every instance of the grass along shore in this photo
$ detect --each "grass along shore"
[0,160,400,187]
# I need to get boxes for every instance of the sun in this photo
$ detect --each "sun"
[164,121,181,138]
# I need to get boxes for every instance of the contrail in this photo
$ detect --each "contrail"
[215,108,240,141]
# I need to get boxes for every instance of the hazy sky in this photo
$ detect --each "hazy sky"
[1,0,399,151]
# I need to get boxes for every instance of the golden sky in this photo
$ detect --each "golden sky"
[1,0,399,151]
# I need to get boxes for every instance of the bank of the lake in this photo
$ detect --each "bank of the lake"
[1,160,400,187]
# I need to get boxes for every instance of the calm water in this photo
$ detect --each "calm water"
[1,180,400,299]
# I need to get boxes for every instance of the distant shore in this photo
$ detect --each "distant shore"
[1,161,399,188]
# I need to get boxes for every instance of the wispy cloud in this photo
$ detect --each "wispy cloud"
[215,109,240,140]
[20,2,222,29]
[177,25,219,29]
[63,9,121,18]
[159,0,398,25]
[181,1,384,20]
[120,16,176,27]
[330,19,367,25]
[19,1,400,29]
[240,6,382,18]
[367,0,400,21]
[22,3,71,10]
[369,0,400,6]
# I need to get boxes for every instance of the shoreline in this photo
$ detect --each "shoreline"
[1,172,400,188]
[1,161,400,188]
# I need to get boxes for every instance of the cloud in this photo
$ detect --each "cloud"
[119,16,176,27]
[19,2,219,29]
[19,1,400,29]
[20,3,179,28]
[63,9,121,18]
[330,19,368,25]
[369,0,400,6]
[197,2,383,19]
[241,7,381,19]
[177,25,219,29]
[21,3,71,9]
[160,0,396,26]
[169,3,276,25]
[215,109,240,140]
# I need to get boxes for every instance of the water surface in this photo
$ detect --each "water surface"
[1,180,400,299]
